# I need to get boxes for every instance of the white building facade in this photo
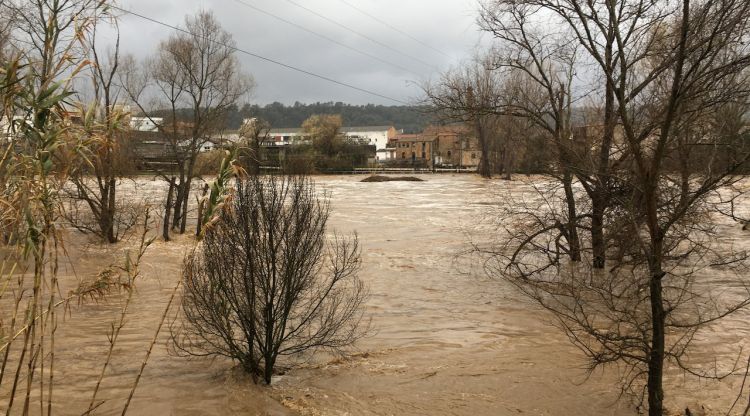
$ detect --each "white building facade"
[130,117,163,132]
[260,121,397,150]
[341,126,397,150]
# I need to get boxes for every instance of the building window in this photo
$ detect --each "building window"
[471,153,476,159]
[421,152,426,159]
[411,152,416,160]
[447,151,452,157]
[402,152,406,159]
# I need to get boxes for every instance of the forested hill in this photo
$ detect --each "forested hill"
[227,102,436,133]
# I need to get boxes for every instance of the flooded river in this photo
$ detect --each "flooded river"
[4,175,749,415]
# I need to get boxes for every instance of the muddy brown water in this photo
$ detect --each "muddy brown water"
[3,175,749,415]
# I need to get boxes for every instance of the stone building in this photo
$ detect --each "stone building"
[390,134,435,167]
[386,125,482,168]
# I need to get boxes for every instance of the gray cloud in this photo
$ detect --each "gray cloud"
[112,0,484,105]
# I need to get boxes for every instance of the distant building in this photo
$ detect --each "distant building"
[390,134,434,167]
[261,122,397,150]
[342,126,397,150]
[421,125,482,168]
[387,126,482,169]
[376,148,396,162]
[267,127,306,146]
[389,133,419,147]
[130,117,163,132]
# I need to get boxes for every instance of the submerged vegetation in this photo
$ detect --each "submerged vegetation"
[0,2,369,411]
[0,0,749,414]
[0,1,178,413]
[426,0,750,414]
[174,175,367,384]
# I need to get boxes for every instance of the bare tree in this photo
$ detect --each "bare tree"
[65,12,137,243]
[479,0,635,269]
[478,0,750,414]
[422,57,504,178]
[423,48,585,257]
[478,3,611,266]
[237,117,271,175]
[122,10,254,236]
[172,175,368,385]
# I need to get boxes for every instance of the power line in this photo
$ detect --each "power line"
[110,5,411,105]
[231,0,421,76]
[283,0,439,71]
[336,0,452,59]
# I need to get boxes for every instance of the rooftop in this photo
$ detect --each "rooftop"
[268,125,394,135]
[269,127,304,134]
[342,126,394,133]
[422,124,471,136]
[399,137,435,142]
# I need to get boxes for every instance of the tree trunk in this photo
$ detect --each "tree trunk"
[475,117,492,178]
[98,185,114,244]
[180,175,192,233]
[502,143,512,181]
[105,177,117,243]
[163,176,176,242]
[195,183,209,237]
[589,31,617,270]
[263,354,274,385]
[172,183,184,231]
[591,193,606,268]
[562,170,581,262]
[647,264,666,416]
[264,302,275,385]
[172,163,187,231]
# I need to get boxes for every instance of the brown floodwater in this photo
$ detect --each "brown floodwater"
[2,174,749,415]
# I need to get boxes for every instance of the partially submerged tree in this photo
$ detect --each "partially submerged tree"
[237,116,270,175]
[479,0,627,269]
[478,0,750,414]
[422,57,504,178]
[173,175,368,384]
[122,10,253,236]
[65,13,137,243]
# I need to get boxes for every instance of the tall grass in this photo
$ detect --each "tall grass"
[0,2,179,414]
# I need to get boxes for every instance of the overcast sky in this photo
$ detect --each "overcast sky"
[112,0,486,106]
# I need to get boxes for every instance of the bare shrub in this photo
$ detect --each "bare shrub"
[172,175,368,384]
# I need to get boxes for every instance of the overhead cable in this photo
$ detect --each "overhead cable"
[111,5,411,105]
[231,0,421,76]
[337,0,452,59]
[284,0,439,71]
